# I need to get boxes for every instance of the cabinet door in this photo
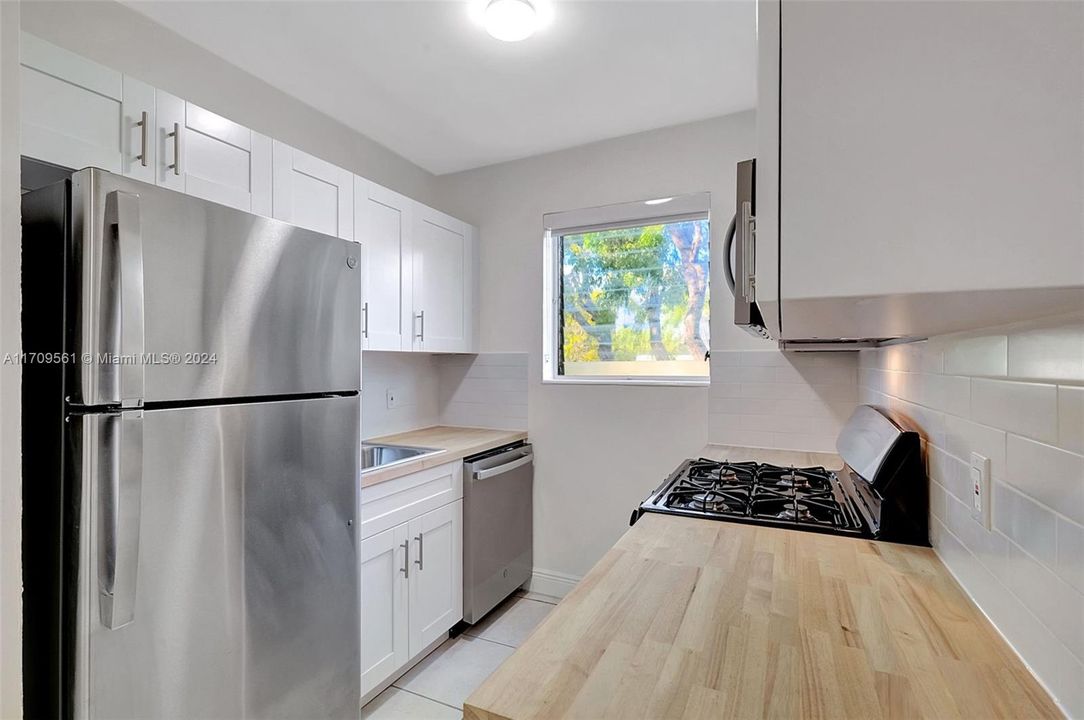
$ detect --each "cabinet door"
[407,500,463,657]
[19,33,123,173]
[412,206,476,353]
[272,141,354,240]
[360,523,409,697]
[355,178,414,352]
[776,0,1083,303]
[154,92,272,213]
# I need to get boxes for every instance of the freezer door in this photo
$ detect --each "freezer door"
[77,396,359,719]
[68,168,361,406]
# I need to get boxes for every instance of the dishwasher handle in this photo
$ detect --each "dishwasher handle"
[472,451,533,481]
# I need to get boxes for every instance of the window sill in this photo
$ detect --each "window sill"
[542,376,710,388]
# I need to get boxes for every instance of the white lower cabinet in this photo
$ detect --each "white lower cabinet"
[359,462,464,698]
[407,502,463,657]
[359,523,409,695]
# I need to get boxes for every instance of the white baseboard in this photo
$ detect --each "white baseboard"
[525,568,581,600]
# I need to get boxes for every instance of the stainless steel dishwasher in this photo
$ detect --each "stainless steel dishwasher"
[461,441,534,624]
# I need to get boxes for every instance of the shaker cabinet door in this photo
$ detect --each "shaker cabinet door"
[360,523,409,696]
[407,500,463,657]
[411,207,476,353]
[272,141,354,240]
[154,91,272,213]
[355,177,414,351]
[19,32,124,174]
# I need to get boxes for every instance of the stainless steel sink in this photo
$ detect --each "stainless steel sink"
[361,443,443,472]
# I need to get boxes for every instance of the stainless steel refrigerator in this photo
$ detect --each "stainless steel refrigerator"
[22,168,362,719]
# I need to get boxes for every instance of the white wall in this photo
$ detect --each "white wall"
[18,0,438,205]
[435,112,760,583]
[0,2,20,716]
[858,315,1084,719]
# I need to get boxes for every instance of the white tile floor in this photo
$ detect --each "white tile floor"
[361,594,556,720]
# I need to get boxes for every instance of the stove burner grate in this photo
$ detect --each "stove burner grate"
[651,459,864,533]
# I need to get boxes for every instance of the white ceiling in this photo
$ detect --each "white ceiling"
[125,1,756,175]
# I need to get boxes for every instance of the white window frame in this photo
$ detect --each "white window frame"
[542,193,712,386]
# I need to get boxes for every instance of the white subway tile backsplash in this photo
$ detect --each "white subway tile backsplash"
[1008,320,1084,383]
[1004,542,1084,663]
[1059,385,1084,455]
[945,492,1011,583]
[924,374,971,417]
[1006,435,1084,526]
[944,415,1006,480]
[971,379,1058,444]
[708,350,861,452]
[861,319,1084,717]
[993,481,1057,568]
[942,333,1008,377]
[1056,517,1084,595]
[438,353,527,431]
[928,445,970,504]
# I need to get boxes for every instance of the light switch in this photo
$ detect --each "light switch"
[970,452,991,529]
[386,388,399,409]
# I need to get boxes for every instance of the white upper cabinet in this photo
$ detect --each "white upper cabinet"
[758,1,1084,341]
[272,141,353,239]
[155,91,272,213]
[411,206,477,353]
[19,33,125,174]
[354,177,414,352]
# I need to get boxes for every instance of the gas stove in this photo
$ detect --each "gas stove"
[635,459,869,537]
[631,406,930,545]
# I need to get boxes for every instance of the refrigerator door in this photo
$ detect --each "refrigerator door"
[67,168,360,406]
[77,395,359,719]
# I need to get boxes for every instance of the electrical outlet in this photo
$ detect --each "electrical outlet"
[386,388,399,409]
[970,452,991,529]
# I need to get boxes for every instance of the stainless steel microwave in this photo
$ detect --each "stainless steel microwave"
[725,159,772,340]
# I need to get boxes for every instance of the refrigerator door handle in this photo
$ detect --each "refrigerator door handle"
[94,410,144,629]
[105,191,146,408]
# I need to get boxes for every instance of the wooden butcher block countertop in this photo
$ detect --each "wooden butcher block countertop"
[361,425,527,488]
[464,444,1061,720]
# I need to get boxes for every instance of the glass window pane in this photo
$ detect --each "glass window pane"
[558,217,709,379]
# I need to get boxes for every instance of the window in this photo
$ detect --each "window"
[543,194,710,383]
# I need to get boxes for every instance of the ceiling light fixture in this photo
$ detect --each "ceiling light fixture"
[644,197,674,206]
[483,0,538,42]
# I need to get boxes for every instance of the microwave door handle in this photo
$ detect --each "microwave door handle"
[722,213,737,296]
[739,200,756,302]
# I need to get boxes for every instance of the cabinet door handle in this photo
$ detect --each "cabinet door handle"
[415,310,425,342]
[400,540,409,578]
[414,532,424,570]
[135,111,148,167]
[167,122,181,176]
[362,302,369,339]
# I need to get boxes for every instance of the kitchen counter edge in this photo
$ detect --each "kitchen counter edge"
[361,426,528,488]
